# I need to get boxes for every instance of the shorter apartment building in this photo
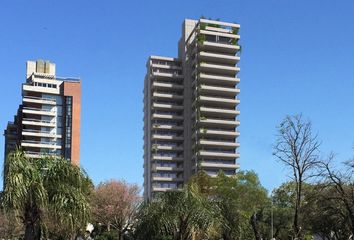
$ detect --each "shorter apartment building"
[3,60,81,165]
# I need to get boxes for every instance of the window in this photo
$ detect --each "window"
[64,97,73,160]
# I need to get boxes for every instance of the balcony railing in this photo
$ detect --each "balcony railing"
[23,129,53,134]
[151,60,182,68]
[22,118,55,124]
[22,140,60,146]
[23,96,56,102]
[23,107,56,113]
[25,151,60,156]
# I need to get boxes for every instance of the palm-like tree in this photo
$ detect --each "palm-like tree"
[2,149,92,240]
[135,181,220,240]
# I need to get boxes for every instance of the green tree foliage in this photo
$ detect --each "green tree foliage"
[2,149,93,240]
[134,180,220,240]
[300,156,354,239]
[0,207,23,239]
[268,182,296,239]
[135,171,270,240]
[210,171,269,240]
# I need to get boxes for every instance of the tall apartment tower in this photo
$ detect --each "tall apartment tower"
[144,18,241,200]
[3,60,81,165]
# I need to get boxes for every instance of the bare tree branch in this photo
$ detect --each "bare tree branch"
[273,114,321,238]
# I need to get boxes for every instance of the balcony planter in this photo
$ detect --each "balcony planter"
[232,27,239,35]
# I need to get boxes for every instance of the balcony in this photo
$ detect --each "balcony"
[196,128,240,139]
[198,95,240,107]
[155,145,183,151]
[23,96,56,105]
[22,118,56,127]
[152,92,183,100]
[198,150,240,159]
[198,51,240,65]
[200,18,240,29]
[198,84,240,97]
[154,166,184,172]
[198,139,240,149]
[199,29,239,40]
[152,134,184,141]
[24,151,60,158]
[153,103,184,111]
[22,129,62,138]
[152,113,183,121]
[21,140,61,149]
[199,118,240,128]
[152,176,184,182]
[152,82,183,90]
[152,155,184,162]
[198,73,240,86]
[151,57,182,68]
[198,62,240,75]
[152,186,182,192]
[200,161,239,170]
[23,84,60,94]
[22,107,56,116]
[151,71,183,79]
[152,124,183,131]
[199,106,240,118]
[199,41,240,55]
[151,63,182,70]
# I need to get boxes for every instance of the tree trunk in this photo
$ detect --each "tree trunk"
[24,222,39,240]
[250,213,262,240]
[294,181,302,239]
[24,207,40,240]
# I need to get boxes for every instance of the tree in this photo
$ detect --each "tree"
[269,183,294,239]
[185,170,271,240]
[92,180,140,240]
[273,114,320,238]
[2,149,92,240]
[0,207,23,239]
[210,171,269,240]
[134,180,220,240]
[315,155,354,237]
[302,183,351,239]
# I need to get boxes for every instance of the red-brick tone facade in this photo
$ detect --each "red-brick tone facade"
[63,81,81,166]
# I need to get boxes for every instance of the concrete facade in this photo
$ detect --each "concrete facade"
[3,60,81,166]
[144,18,241,201]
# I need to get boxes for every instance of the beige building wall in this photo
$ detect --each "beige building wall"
[144,18,241,201]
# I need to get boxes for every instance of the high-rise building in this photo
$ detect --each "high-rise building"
[143,18,241,201]
[3,60,81,165]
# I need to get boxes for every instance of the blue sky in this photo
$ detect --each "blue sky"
[1,0,354,191]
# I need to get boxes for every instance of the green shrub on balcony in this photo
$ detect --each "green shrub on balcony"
[197,34,206,44]
[232,27,239,35]
[231,38,239,45]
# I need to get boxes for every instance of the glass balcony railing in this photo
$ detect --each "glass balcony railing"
[22,129,56,134]
[23,107,56,113]
[22,118,55,124]
[23,96,56,102]
[22,140,60,145]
